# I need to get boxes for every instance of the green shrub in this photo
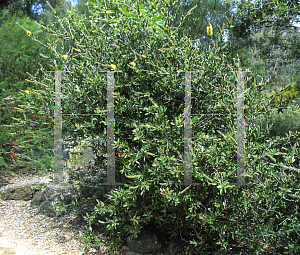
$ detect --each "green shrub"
[23,0,300,254]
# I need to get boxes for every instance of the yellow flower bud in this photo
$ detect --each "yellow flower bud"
[207,23,213,36]
[25,90,30,94]
[62,55,68,60]
[130,62,136,67]
[141,55,146,58]
[110,64,117,70]
[26,30,32,36]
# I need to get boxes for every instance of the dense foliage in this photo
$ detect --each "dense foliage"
[0,0,300,253]
[18,0,300,254]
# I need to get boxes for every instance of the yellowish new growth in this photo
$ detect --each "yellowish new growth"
[207,23,213,36]
[110,64,117,70]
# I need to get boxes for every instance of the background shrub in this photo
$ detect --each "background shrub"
[0,8,64,175]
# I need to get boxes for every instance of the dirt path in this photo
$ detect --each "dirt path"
[0,154,141,255]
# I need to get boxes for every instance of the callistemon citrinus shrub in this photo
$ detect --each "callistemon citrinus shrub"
[24,0,300,253]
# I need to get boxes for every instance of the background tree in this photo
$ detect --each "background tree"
[37,0,74,25]
[71,0,95,18]
[223,0,300,93]
[164,0,300,96]
[0,0,75,52]
[161,0,235,51]
[248,23,300,90]
[0,0,70,21]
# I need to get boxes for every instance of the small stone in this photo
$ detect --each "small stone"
[30,188,54,207]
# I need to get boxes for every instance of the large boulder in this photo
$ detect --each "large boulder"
[125,224,186,255]
[126,227,166,254]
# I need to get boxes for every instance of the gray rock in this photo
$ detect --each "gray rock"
[0,182,80,218]
[0,183,40,201]
[30,187,54,207]
[32,150,53,159]
[31,186,80,217]
[123,227,187,255]
[38,199,62,217]
[62,149,70,160]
